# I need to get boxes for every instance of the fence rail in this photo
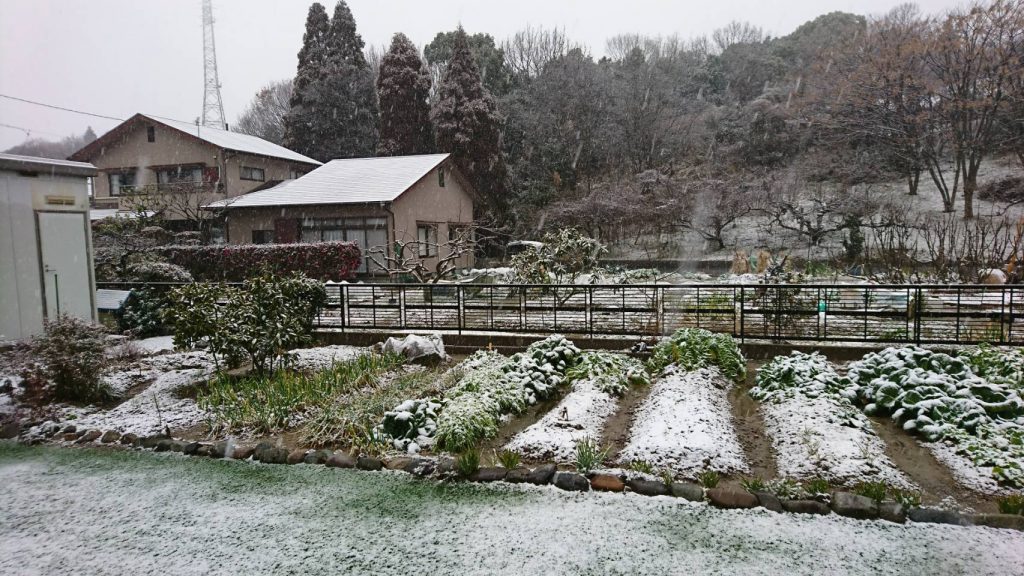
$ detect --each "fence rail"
[96,281,1022,346]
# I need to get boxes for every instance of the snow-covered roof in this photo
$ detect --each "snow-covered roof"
[70,114,321,166]
[0,153,97,177]
[208,153,450,209]
[90,209,156,221]
[96,289,131,311]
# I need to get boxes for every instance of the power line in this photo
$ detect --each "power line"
[0,94,125,122]
[0,122,63,138]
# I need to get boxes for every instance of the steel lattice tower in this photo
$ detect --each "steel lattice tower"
[201,0,226,129]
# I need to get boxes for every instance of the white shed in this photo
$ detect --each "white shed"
[0,153,99,340]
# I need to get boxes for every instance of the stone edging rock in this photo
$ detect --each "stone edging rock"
[20,425,1024,533]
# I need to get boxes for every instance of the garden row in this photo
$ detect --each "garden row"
[35,420,1024,532]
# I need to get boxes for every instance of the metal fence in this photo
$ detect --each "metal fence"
[97,281,1022,346]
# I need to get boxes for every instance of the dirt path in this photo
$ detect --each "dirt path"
[477,396,563,465]
[725,360,777,480]
[602,381,656,463]
[868,417,998,513]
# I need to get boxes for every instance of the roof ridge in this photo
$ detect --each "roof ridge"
[324,153,449,162]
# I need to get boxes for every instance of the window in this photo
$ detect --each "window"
[146,126,155,142]
[240,166,265,181]
[108,170,137,196]
[289,168,307,180]
[438,167,445,187]
[300,216,388,273]
[417,224,437,257]
[251,230,274,244]
[448,223,470,243]
[156,166,203,186]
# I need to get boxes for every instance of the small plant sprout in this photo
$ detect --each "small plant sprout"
[854,481,889,504]
[494,449,521,470]
[456,450,481,478]
[628,459,655,475]
[660,468,674,486]
[890,488,922,511]
[697,470,720,489]
[740,477,767,493]
[997,494,1024,515]
[574,436,609,473]
[803,478,831,497]
[767,479,804,500]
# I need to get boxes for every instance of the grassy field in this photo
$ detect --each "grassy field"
[1,443,1022,576]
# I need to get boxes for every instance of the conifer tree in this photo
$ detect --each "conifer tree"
[432,26,508,214]
[316,0,378,159]
[377,33,434,156]
[283,3,330,159]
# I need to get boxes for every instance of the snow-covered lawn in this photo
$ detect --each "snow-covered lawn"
[2,443,1022,576]
[504,378,620,462]
[618,367,748,475]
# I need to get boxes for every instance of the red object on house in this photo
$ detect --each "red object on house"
[274,218,298,243]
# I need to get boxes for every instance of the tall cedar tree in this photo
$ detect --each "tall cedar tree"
[433,27,509,215]
[283,3,330,160]
[377,33,434,156]
[284,1,378,161]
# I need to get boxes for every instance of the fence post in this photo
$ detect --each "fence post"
[914,286,923,345]
[341,284,348,333]
[457,285,463,335]
[587,286,593,338]
[738,286,745,343]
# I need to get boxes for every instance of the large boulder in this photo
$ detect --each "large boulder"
[382,334,448,366]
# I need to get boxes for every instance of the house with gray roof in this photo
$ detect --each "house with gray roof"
[206,153,476,273]
[69,113,321,230]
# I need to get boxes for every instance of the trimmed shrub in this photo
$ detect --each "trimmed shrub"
[118,288,166,337]
[163,273,328,374]
[566,351,649,396]
[27,315,111,403]
[126,261,193,283]
[156,241,361,281]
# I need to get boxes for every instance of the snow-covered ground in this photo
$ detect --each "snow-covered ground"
[504,378,620,462]
[1,443,1021,576]
[925,441,1016,497]
[66,351,217,436]
[618,367,748,475]
[291,345,364,372]
[760,393,914,489]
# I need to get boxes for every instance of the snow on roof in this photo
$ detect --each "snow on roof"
[96,289,132,311]
[209,153,450,209]
[0,153,97,176]
[90,209,156,221]
[142,115,321,166]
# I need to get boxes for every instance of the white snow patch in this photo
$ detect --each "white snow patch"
[290,345,364,372]
[619,367,748,475]
[924,440,1017,496]
[760,393,914,488]
[134,335,176,354]
[505,378,620,462]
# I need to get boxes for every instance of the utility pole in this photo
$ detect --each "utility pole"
[201,0,226,129]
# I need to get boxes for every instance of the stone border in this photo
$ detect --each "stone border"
[21,425,1024,533]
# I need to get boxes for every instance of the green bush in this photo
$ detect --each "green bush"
[376,399,441,453]
[750,351,845,402]
[573,436,608,473]
[164,273,327,374]
[28,315,111,403]
[503,335,581,402]
[648,328,746,382]
[156,241,361,281]
[118,288,166,337]
[961,344,1024,390]
[566,351,649,396]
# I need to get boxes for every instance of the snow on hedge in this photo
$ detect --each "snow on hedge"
[750,352,913,488]
[505,352,647,462]
[619,367,748,475]
[844,345,1024,490]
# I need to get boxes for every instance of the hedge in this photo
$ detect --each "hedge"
[155,241,362,281]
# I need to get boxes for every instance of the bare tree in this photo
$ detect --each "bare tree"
[677,176,759,250]
[502,25,583,79]
[366,223,483,283]
[920,0,1024,219]
[758,172,876,247]
[712,20,766,53]
[234,80,292,145]
[920,213,1017,282]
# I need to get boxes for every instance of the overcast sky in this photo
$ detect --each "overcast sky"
[0,0,964,151]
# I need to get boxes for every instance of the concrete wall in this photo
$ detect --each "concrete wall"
[86,121,309,219]
[0,170,94,340]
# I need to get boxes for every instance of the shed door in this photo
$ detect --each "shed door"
[38,212,94,321]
